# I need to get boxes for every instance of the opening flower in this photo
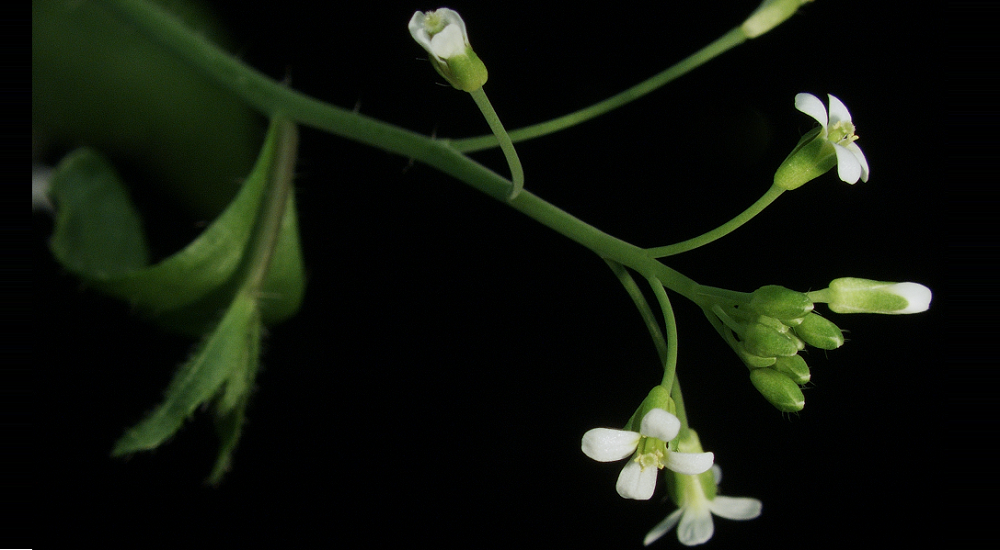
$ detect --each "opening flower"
[644,465,762,547]
[582,409,714,500]
[809,277,933,314]
[773,93,871,190]
[408,8,488,92]
[794,93,870,184]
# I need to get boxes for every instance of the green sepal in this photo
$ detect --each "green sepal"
[826,277,912,314]
[624,385,675,432]
[773,128,837,190]
[773,354,810,385]
[750,368,805,412]
[793,313,844,350]
[750,285,814,321]
[432,47,489,92]
[743,319,799,358]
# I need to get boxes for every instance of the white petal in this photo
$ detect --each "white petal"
[644,508,684,546]
[677,506,714,546]
[711,464,722,485]
[844,142,870,182]
[616,459,658,500]
[581,428,641,462]
[708,496,763,520]
[407,12,433,52]
[639,409,681,443]
[429,24,467,60]
[833,143,862,184]
[827,94,853,125]
[794,93,828,127]
[435,8,469,40]
[887,282,933,313]
[664,451,715,475]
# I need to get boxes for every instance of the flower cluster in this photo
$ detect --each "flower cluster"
[710,279,931,411]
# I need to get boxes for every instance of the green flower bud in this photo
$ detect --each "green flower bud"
[750,368,805,412]
[772,355,810,385]
[813,277,933,314]
[750,285,814,321]
[743,318,799,358]
[742,0,814,39]
[408,9,488,92]
[793,313,844,350]
[736,343,778,369]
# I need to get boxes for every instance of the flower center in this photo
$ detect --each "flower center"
[637,436,668,470]
[828,120,859,146]
[423,11,448,36]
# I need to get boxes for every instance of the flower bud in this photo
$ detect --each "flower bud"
[793,313,844,350]
[772,355,810,385]
[750,368,805,412]
[816,277,933,314]
[408,9,488,92]
[743,318,799,358]
[749,285,814,321]
[742,0,814,39]
[736,343,777,369]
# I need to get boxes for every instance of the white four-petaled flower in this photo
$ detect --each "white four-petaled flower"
[794,93,870,184]
[644,466,762,547]
[581,409,715,500]
[408,9,470,65]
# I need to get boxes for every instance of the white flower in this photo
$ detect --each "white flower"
[794,93,870,184]
[581,409,715,500]
[644,466,762,547]
[408,9,470,65]
[407,8,488,91]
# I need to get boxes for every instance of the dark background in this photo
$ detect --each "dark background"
[33,1,943,547]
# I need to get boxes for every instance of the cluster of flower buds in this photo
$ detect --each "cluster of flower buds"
[711,278,931,411]
[712,285,829,411]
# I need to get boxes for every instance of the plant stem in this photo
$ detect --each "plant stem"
[469,88,524,200]
[604,260,668,367]
[645,185,785,258]
[648,279,678,393]
[98,0,704,300]
[449,27,749,153]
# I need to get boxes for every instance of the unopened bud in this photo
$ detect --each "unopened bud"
[750,368,804,412]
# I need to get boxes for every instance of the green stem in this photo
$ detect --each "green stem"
[645,185,785,258]
[670,379,691,438]
[648,279,678,393]
[99,0,706,300]
[469,88,524,200]
[449,27,749,153]
[604,260,668,367]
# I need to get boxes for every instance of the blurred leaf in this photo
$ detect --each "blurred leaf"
[33,0,261,218]
[48,148,150,277]
[48,118,305,335]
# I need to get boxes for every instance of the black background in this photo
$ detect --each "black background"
[33,1,944,547]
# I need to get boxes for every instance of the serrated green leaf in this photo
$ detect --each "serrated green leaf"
[112,292,261,455]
